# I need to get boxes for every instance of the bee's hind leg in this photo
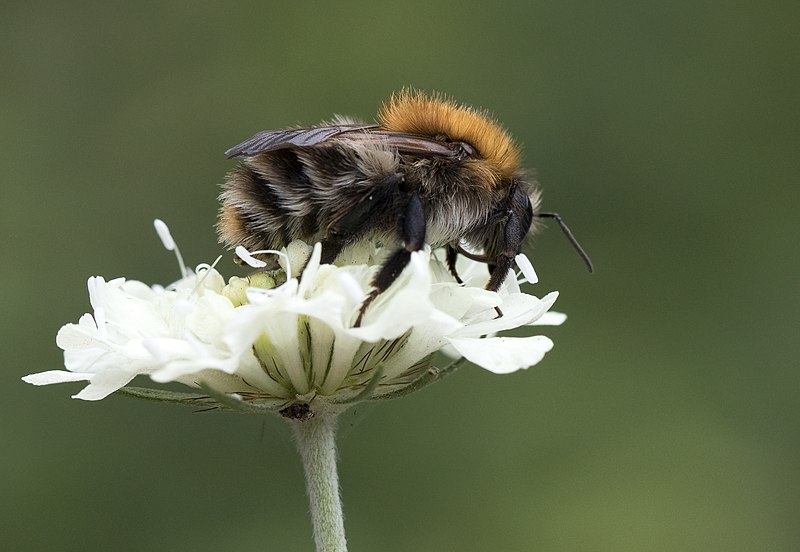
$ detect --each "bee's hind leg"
[354,191,426,328]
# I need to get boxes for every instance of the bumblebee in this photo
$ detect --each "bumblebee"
[218,90,591,325]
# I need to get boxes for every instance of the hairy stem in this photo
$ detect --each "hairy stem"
[290,413,347,552]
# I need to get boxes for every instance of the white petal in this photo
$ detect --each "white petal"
[447,336,554,374]
[307,318,337,388]
[539,291,559,311]
[22,370,92,385]
[503,272,522,294]
[346,251,434,340]
[451,293,550,338]
[62,347,107,373]
[186,294,235,343]
[528,311,567,326]
[378,312,457,381]
[87,276,107,309]
[258,313,308,393]
[283,240,313,279]
[140,336,198,363]
[453,248,490,287]
[334,271,365,303]
[87,276,108,333]
[151,355,239,382]
[319,330,364,395]
[72,371,138,401]
[346,286,432,341]
[205,351,290,397]
[245,278,300,303]
[56,324,111,351]
[193,266,225,293]
[297,243,322,296]
[428,284,491,321]
[77,313,97,330]
[437,285,499,320]
[118,280,157,302]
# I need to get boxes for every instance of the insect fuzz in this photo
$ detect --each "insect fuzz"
[218,90,589,326]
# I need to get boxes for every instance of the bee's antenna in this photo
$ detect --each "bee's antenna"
[535,212,594,273]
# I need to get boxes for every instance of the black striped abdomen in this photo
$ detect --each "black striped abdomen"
[217,150,322,251]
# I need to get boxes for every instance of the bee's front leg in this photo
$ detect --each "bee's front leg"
[485,253,516,318]
[485,186,533,318]
[354,191,426,328]
[445,245,464,284]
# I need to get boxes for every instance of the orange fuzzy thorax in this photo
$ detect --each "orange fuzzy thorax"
[378,90,522,181]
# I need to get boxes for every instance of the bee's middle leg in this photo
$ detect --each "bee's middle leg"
[317,172,405,267]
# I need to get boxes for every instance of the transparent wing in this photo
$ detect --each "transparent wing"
[226,126,467,159]
[225,124,377,158]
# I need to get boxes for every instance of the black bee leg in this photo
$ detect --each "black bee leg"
[317,172,406,268]
[454,243,493,264]
[445,245,464,284]
[486,254,515,291]
[319,236,347,265]
[354,192,426,327]
[485,186,533,318]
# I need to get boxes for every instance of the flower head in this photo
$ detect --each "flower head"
[23,221,564,415]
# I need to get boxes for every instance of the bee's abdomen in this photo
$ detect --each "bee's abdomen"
[217,150,322,251]
[217,145,401,253]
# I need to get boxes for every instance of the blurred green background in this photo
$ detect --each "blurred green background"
[3,1,799,550]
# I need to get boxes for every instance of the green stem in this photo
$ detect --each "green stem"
[290,413,347,552]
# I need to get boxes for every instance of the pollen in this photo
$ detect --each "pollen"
[378,89,522,181]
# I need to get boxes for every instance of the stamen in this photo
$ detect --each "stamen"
[235,246,293,280]
[235,245,267,268]
[515,253,538,285]
[192,255,223,295]
[153,219,175,250]
[153,219,188,278]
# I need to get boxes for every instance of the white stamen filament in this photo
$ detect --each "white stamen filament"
[154,219,188,277]
[192,255,223,295]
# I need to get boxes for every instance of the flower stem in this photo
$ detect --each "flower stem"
[290,413,347,552]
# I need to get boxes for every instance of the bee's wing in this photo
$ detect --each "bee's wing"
[225,124,377,158]
[352,130,459,157]
[226,126,461,159]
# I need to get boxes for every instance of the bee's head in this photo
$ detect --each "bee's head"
[378,89,522,188]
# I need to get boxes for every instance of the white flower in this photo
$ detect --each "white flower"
[23,222,565,412]
[23,268,249,401]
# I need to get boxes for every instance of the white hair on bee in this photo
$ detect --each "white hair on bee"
[341,135,399,178]
[326,114,361,126]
